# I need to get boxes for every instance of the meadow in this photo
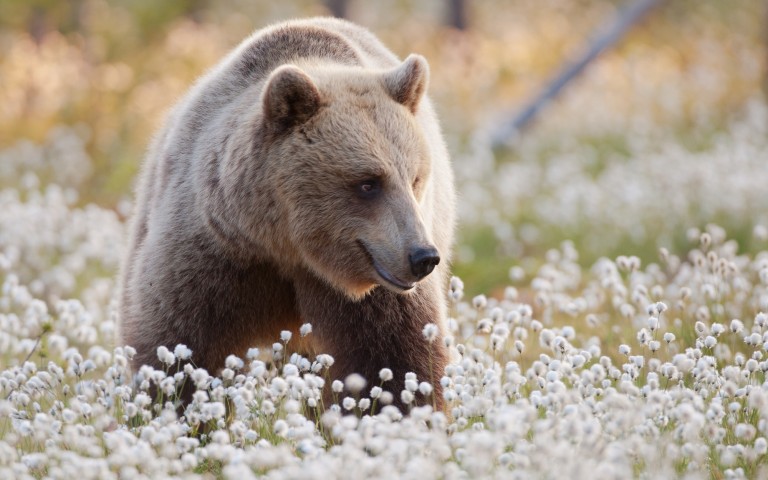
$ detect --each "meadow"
[1,1,768,478]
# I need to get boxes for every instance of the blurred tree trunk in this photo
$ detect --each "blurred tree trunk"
[447,0,467,30]
[325,0,348,18]
[28,6,47,44]
[69,0,85,32]
[186,0,209,23]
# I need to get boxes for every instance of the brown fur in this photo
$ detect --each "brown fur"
[119,17,455,412]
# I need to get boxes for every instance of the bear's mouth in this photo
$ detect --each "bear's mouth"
[357,240,415,292]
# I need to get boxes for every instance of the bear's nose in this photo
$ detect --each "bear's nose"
[409,246,440,280]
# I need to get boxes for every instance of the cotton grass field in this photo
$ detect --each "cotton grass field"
[2,1,768,478]
[4,180,768,479]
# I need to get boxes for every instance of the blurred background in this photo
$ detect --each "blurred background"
[1,0,766,297]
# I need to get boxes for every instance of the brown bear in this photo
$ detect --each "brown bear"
[119,17,455,412]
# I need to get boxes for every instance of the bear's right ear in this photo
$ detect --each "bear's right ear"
[263,65,322,130]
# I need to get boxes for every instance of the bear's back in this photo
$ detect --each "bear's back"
[178,18,400,139]
[235,17,401,76]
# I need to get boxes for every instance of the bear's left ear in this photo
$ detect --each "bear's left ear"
[383,54,429,114]
[263,65,322,130]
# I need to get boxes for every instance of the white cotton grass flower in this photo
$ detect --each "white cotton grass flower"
[379,368,393,382]
[509,266,525,282]
[225,355,244,370]
[191,368,210,389]
[341,397,356,411]
[755,438,768,455]
[157,346,176,365]
[756,313,767,329]
[422,323,439,342]
[711,323,725,337]
[619,344,631,356]
[299,323,312,337]
[504,286,518,300]
[316,354,334,368]
[61,408,77,424]
[647,317,659,332]
[273,419,288,437]
[344,374,366,394]
[449,276,464,302]
[477,318,493,333]
[418,382,433,396]
[173,344,192,361]
[730,319,744,334]
[472,294,487,309]
[331,380,344,393]
[735,423,756,441]
[404,379,418,393]
[694,321,707,337]
[280,330,292,342]
[369,386,382,399]
[560,325,575,340]
[282,364,299,377]
[260,400,275,416]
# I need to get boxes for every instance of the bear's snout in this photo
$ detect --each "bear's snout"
[409,246,440,279]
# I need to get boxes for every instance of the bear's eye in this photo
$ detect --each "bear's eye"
[412,177,421,190]
[356,178,382,199]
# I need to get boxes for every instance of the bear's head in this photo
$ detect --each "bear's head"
[262,55,441,299]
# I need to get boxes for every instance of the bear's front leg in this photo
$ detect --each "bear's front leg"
[294,272,448,413]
